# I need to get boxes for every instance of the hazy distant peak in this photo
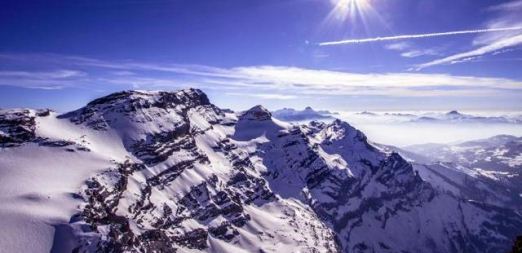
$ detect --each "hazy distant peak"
[241,105,272,121]
[446,110,461,115]
[272,106,335,122]
[356,111,378,116]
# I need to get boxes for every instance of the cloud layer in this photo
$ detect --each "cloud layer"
[0,53,521,99]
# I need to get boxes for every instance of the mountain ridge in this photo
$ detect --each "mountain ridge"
[0,88,520,253]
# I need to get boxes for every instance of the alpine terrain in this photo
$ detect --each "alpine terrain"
[0,88,520,253]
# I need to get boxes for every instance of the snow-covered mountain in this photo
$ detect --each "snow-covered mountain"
[405,135,522,170]
[272,106,336,122]
[396,135,522,210]
[1,89,521,253]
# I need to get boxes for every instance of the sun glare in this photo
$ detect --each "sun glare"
[330,0,371,21]
[322,0,389,39]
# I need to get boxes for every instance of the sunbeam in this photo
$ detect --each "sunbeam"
[329,0,371,22]
[320,0,391,44]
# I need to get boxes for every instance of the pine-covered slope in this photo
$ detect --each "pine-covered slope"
[0,88,520,253]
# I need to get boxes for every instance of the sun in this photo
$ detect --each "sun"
[334,0,368,9]
[322,0,387,38]
[328,0,372,23]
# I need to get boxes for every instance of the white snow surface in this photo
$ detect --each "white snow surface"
[0,113,122,253]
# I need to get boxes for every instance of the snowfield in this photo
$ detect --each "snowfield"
[0,114,121,252]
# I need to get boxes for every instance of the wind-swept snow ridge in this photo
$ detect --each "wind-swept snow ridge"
[0,88,521,253]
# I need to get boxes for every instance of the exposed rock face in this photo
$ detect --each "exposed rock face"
[59,88,213,132]
[1,88,521,253]
[0,109,88,151]
[0,109,36,146]
[55,90,336,252]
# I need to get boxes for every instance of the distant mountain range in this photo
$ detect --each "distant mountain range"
[405,135,522,171]
[381,135,522,210]
[354,110,522,124]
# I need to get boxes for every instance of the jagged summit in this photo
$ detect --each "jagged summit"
[446,110,461,115]
[77,88,210,112]
[59,88,211,127]
[322,118,363,140]
[240,105,272,121]
[58,88,219,143]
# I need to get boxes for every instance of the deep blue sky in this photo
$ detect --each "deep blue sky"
[1,0,521,112]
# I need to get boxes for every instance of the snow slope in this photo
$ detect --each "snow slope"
[0,109,128,253]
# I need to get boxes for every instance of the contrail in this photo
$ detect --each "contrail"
[319,27,522,46]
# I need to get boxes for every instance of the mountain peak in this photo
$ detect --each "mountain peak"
[57,88,216,140]
[320,118,370,145]
[331,118,351,128]
[85,88,209,108]
[357,111,378,116]
[60,88,211,122]
[159,88,210,107]
[241,105,272,121]
[446,110,462,115]
[272,106,334,122]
